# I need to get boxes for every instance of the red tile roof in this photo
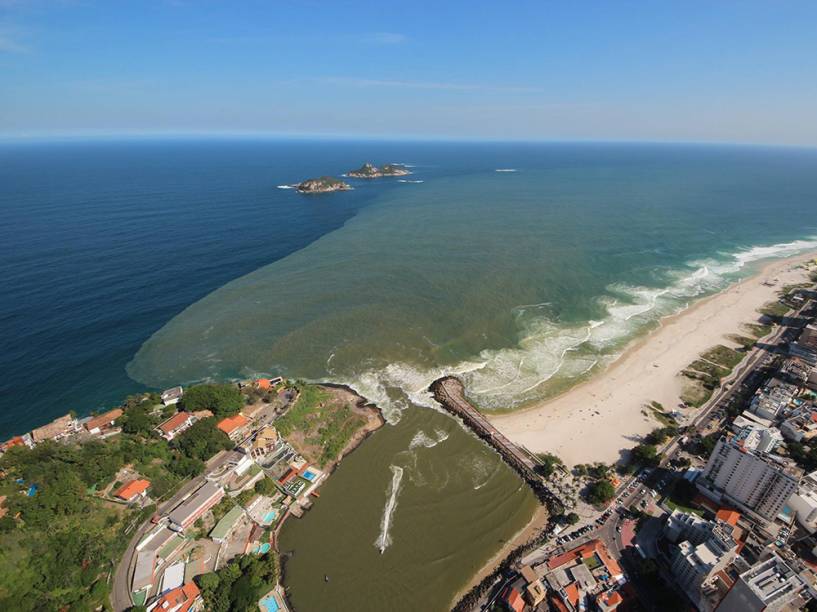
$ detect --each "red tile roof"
[152,581,200,612]
[563,583,580,606]
[1,436,25,451]
[85,408,123,431]
[159,412,193,434]
[217,414,249,435]
[114,479,151,501]
[502,586,525,612]
[716,509,741,526]
[546,539,622,577]
[256,378,271,390]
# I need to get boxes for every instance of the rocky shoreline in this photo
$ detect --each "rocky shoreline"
[345,162,410,178]
[296,176,352,193]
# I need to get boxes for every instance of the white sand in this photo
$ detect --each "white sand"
[489,252,817,467]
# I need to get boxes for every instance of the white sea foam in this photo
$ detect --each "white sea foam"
[276,184,295,189]
[397,179,424,183]
[335,237,817,415]
[408,428,450,450]
[495,168,517,173]
[374,465,404,553]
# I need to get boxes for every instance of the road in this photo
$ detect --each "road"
[110,449,234,611]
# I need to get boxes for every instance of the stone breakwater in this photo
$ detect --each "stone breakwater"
[428,376,565,512]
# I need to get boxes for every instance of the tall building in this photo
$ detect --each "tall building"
[716,555,810,612]
[664,511,738,608]
[788,469,817,533]
[700,436,801,521]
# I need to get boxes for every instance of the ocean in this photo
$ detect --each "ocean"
[3,139,817,610]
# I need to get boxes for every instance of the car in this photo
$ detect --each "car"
[616,525,622,533]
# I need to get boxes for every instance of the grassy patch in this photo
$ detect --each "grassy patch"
[701,345,744,369]
[742,322,772,339]
[759,301,790,318]
[686,359,730,379]
[681,381,714,408]
[664,498,704,516]
[726,334,756,350]
[274,385,330,437]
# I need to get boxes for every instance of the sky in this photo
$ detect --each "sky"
[1,0,817,144]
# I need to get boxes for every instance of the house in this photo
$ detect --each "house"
[85,408,123,435]
[209,505,245,544]
[216,414,249,440]
[115,479,151,502]
[542,539,625,612]
[30,414,76,444]
[500,583,525,612]
[256,377,283,391]
[1,435,31,453]
[239,426,280,460]
[161,386,184,406]
[147,581,201,612]
[156,412,196,441]
[167,482,224,532]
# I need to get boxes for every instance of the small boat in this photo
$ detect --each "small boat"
[324,575,330,582]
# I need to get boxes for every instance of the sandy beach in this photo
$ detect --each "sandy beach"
[489,251,817,467]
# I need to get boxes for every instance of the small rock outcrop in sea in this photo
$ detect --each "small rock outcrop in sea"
[346,162,411,178]
[296,176,352,193]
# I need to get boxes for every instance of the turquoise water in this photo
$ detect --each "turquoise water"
[260,594,280,612]
[302,470,316,481]
[262,511,277,523]
[256,542,272,554]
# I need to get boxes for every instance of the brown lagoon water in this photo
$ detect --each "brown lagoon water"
[277,407,537,612]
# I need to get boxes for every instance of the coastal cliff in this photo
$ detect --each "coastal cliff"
[296,176,351,193]
[346,162,410,178]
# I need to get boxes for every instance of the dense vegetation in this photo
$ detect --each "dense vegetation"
[181,384,243,418]
[586,479,616,505]
[171,418,233,474]
[197,552,279,612]
[0,439,155,609]
[0,390,239,609]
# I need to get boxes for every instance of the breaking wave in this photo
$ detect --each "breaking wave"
[341,237,817,415]
[374,465,404,553]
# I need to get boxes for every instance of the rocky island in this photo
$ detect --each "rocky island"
[346,162,411,178]
[296,176,352,193]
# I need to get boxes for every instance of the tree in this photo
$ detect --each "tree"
[565,512,580,525]
[181,384,242,418]
[631,444,659,467]
[254,477,277,496]
[536,452,564,478]
[586,480,615,505]
[173,419,232,463]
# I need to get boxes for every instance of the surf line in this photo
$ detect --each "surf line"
[375,465,404,553]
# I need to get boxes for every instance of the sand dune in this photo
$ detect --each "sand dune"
[490,252,817,467]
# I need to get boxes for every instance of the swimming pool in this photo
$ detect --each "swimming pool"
[302,470,316,481]
[257,542,271,554]
[263,510,277,523]
[260,593,280,612]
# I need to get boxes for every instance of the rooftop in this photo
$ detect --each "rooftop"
[85,408,123,431]
[159,411,193,434]
[217,413,248,435]
[114,478,150,501]
[209,504,244,541]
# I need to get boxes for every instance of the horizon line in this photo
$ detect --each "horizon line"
[1,131,816,151]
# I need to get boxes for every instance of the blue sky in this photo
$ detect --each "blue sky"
[1,0,817,144]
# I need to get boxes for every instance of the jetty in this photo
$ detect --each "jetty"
[429,376,565,512]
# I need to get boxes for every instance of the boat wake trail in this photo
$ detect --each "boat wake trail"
[375,465,404,553]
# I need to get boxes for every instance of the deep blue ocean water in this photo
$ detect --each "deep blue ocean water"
[2,140,817,437]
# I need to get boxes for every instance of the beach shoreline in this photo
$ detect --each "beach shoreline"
[489,250,817,467]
